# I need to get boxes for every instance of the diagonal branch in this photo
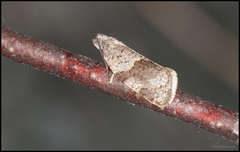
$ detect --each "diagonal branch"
[1,28,238,144]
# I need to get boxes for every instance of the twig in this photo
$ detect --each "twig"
[1,28,239,144]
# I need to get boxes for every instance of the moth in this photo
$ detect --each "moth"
[93,34,178,109]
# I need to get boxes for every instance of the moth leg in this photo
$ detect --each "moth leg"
[98,47,113,82]
[105,64,114,83]
[104,62,110,77]
[109,73,114,83]
[95,37,114,83]
[106,65,114,83]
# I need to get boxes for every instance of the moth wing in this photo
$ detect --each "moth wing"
[115,59,177,108]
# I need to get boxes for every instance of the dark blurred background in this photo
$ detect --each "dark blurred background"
[2,2,238,150]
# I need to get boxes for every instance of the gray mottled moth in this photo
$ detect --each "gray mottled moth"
[93,34,178,109]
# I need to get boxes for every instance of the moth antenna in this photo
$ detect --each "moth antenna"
[1,17,9,28]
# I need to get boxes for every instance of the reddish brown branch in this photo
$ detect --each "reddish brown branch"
[1,28,239,144]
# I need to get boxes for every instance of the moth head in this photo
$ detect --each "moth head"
[93,33,108,50]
